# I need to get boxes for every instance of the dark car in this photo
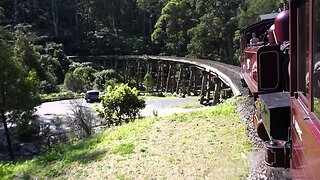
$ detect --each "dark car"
[85,90,100,103]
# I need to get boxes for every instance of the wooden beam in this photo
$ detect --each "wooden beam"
[200,71,208,104]
[213,78,222,105]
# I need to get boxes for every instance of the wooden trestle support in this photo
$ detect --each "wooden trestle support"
[69,56,233,106]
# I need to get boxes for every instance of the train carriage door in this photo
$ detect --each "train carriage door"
[290,0,320,179]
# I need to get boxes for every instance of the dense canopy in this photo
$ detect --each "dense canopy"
[0,0,286,64]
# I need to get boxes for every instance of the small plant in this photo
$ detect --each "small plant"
[116,173,126,180]
[143,72,154,93]
[140,147,148,153]
[95,84,146,126]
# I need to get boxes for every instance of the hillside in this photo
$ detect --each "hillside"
[0,98,251,179]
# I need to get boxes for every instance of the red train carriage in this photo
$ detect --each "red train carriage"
[241,0,320,179]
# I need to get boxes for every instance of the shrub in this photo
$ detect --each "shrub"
[9,109,40,142]
[64,72,85,93]
[64,63,97,93]
[40,91,82,102]
[68,100,95,139]
[93,69,123,90]
[95,84,146,125]
[143,72,154,93]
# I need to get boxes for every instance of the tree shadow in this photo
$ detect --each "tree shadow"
[64,149,108,164]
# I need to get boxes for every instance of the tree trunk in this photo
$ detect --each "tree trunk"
[1,109,14,161]
[226,33,234,64]
[111,1,116,31]
[51,0,59,37]
[14,0,18,23]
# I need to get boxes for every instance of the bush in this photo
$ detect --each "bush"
[64,64,97,93]
[68,100,95,139]
[9,110,40,142]
[64,72,85,93]
[93,69,123,90]
[95,84,146,125]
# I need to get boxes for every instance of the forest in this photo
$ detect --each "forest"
[0,0,287,62]
[0,0,286,160]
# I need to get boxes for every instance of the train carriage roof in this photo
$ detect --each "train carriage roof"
[240,18,275,35]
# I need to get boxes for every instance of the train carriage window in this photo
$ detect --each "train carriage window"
[298,1,310,97]
[313,0,320,118]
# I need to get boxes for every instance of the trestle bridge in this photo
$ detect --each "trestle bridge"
[68,55,246,105]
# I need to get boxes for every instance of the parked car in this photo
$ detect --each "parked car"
[85,90,100,103]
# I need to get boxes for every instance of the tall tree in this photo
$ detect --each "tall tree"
[152,0,197,56]
[237,0,285,29]
[137,0,168,37]
[188,0,240,64]
[0,29,40,160]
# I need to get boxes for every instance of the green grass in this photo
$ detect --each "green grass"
[172,101,204,108]
[112,142,135,155]
[0,97,252,179]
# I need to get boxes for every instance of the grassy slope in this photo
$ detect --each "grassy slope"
[0,97,252,179]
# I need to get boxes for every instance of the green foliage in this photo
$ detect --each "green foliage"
[237,0,285,29]
[0,6,3,16]
[152,0,197,56]
[143,72,154,92]
[0,0,288,69]
[112,142,135,155]
[0,163,13,178]
[210,99,237,116]
[232,29,241,65]
[0,33,40,111]
[96,84,146,125]
[0,0,286,67]
[93,69,123,90]
[64,72,85,93]
[40,91,83,102]
[9,109,40,142]
[187,16,222,60]
[188,1,240,64]
[13,36,44,78]
[64,63,97,93]
[39,42,70,87]
[0,29,41,155]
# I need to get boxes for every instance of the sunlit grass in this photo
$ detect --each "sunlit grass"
[172,101,204,108]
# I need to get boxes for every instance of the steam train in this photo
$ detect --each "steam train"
[240,0,320,179]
